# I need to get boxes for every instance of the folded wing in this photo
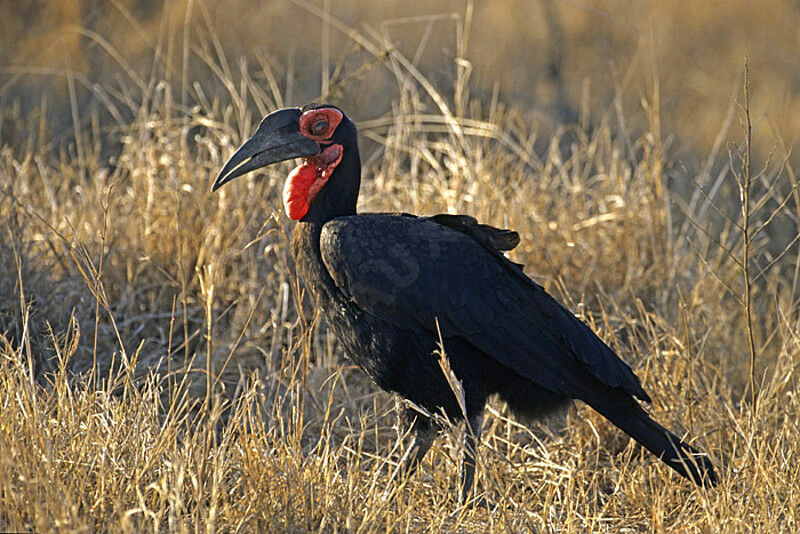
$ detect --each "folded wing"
[319,214,650,403]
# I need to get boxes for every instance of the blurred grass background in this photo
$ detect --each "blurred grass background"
[3,0,799,159]
[1,1,800,531]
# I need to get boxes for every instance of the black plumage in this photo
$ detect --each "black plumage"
[213,104,718,503]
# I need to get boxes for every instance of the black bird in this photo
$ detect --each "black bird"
[213,104,718,502]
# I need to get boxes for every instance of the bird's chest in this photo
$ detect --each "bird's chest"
[319,289,415,387]
[291,222,443,395]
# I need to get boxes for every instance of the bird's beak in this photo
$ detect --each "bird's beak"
[212,108,321,191]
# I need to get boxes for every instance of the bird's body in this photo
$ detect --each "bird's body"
[213,104,718,502]
[292,214,568,423]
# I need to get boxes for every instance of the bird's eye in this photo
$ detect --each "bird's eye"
[312,120,329,135]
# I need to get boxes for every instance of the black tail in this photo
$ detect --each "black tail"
[599,402,718,487]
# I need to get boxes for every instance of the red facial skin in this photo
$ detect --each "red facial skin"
[283,164,318,220]
[283,108,345,220]
[282,142,343,220]
[298,108,343,140]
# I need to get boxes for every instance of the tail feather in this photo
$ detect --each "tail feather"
[600,403,718,486]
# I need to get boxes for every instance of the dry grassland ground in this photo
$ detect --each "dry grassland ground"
[1,1,800,532]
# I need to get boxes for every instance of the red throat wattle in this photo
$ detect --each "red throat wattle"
[283,143,343,220]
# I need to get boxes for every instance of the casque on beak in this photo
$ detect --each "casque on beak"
[212,108,320,191]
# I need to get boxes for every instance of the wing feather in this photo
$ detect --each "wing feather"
[320,214,649,402]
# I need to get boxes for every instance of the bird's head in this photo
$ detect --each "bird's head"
[212,104,359,222]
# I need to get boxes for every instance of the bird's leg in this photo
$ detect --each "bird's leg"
[401,415,437,475]
[460,413,484,505]
[383,412,436,500]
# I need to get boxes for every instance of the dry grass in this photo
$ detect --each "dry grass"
[1,3,800,532]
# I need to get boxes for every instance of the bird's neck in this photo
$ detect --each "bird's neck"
[301,144,361,225]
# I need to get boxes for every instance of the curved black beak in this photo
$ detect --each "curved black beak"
[212,108,320,191]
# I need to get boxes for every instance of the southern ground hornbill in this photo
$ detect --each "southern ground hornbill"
[213,104,718,503]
